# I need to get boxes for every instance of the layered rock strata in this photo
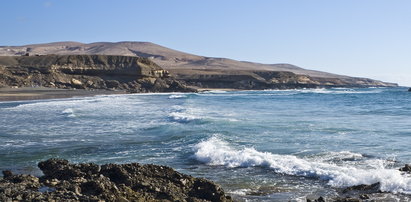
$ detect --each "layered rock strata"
[0,55,194,93]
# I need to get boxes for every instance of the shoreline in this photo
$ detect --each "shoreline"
[2,159,409,201]
[0,87,128,102]
[1,86,405,102]
[0,87,240,102]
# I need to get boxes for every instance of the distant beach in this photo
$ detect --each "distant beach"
[0,87,127,102]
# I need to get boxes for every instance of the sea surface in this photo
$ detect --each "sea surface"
[1,87,411,201]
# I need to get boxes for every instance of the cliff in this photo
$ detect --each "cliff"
[171,69,396,90]
[0,42,398,89]
[0,55,193,93]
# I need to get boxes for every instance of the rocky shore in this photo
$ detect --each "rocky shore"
[0,159,232,202]
[306,165,411,202]
[2,161,410,201]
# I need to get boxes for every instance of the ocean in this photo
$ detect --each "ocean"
[1,87,411,201]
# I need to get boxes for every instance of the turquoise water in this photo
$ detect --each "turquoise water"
[1,87,411,201]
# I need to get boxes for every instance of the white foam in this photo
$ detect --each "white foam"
[62,108,76,117]
[296,88,382,94]
[202,90,228,94]
[193,137,411,194]
[169,94,186,99]
[227,189,250,196]
[312,151,364,163]
[168,112,199,122]
[261,88,382,95]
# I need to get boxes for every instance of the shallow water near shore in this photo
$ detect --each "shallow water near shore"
[1,87,411,201]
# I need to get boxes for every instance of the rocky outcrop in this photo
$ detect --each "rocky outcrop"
[171,69,396,90]
[408,88,411,92]
[0,55,194,93]
[0,159,232,202]
[399,164,411,172]
[305,183,380,202]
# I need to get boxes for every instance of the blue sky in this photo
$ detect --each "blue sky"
[1,0,410,86]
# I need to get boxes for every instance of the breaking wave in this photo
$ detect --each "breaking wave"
[193,136,411,194]
[168,111,200,122]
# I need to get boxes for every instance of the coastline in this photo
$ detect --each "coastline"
[0,87,128,102]
[0,87,238,102]
[1,86,405,102]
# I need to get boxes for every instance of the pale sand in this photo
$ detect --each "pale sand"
[0,87,127,102]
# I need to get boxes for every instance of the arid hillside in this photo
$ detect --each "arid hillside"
[0,42,397,88]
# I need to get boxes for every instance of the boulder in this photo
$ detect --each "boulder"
[399,164,411,172]
[342,182,381,194]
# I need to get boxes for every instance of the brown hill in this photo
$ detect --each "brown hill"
[0,42,397,88]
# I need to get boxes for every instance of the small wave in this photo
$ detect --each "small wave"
[227,189,250,196]
[313,151,364,162]
[297,88,382,94]
[62,108,76,117]
[202,90,228,94]
[262,88,383,95]
[193,136,411,194]
[168,94,186,99]
[168,112,199,122]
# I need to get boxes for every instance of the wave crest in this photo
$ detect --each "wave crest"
[193,136,411,194]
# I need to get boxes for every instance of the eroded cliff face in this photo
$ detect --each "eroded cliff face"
[0,41,398,89]
[0,55,193,93]
[170,69,397,90]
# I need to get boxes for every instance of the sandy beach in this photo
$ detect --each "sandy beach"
[0,87,127,102]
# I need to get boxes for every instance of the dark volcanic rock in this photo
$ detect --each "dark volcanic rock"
[1,158,232,202]
[399,164,411,172]
[408,88,411,92]
[307,194,370,202]
[342,182,381,194]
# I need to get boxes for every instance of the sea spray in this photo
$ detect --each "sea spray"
[193,136,411,194]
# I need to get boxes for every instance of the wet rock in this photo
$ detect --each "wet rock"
[324,182,382,202]
[359,194,370,199]
[399,164,411,172]
[105,80,121,89]
[342,182,381,194]
[2,170,13,179]
[333,197,361,202]
[308,196,363,202]
[408,88,411,92]
[1,159,232,202]
[307,196,325,202]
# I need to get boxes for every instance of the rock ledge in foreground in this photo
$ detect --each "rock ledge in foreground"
[0,159,232,202]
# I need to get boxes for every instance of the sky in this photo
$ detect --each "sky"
[1,0,410,86]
